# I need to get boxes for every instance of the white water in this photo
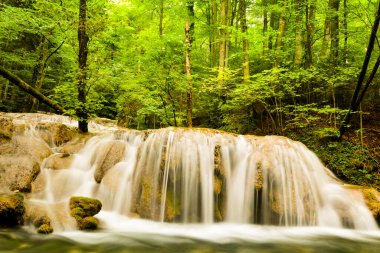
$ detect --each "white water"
[25,125,378,232]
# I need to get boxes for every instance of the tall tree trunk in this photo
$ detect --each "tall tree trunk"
[77,0,89,133]
[339,1,380,140]
[330,0,340,66]
[275,0,287,49]
[186,1,194,127]
[218,0,230,90]
[0,66,65,113]
[239,0,249,82]
[263,0,269,53]
[294,0,303,66]
[210,0,218,67]
[268,0,279,50]
[305,0,316,68]
[275,0,288,66]
[343,0,348,64]
[321,0,333,59]
[159,0,164,37]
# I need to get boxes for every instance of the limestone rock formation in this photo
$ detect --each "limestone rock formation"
[0,135,51,192]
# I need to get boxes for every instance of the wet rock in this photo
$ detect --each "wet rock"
[0,193,25,227]
[44,153,74,170]
[24,202,52,233]
[56,136,90,154]
[36,122,77,147]
[37,224,54,234]
[93,140,126,183]
[69,196,102,230]
[0,136,51,192]
[69,197,102,217]
[78,216,98,230]
[0,117,14,143]
[362,188,380,223]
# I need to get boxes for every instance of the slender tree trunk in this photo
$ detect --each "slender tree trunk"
[339,2,380,139]
[159,0,164,37]
[268,0,279,50]
[186,1,194,127]
[321,0,333,59]
[275,0,288,66]
[185,19,193,127]
[239,0,249,82]
[263,0,269,53]
[0,66,65,113]
[27,35,49,112]
[218,0,228,90]
[330,0,340,66]
[210,0,218,67]
[305,0,316,68]
[77,0,89,133]
[275,0,287,50]
[294,0,303,66]
[343,0,348,64]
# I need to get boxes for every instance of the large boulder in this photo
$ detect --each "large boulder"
[44,153,74,170]
[0,135,51,192]
[93,140,126,183]
[0,193,25,227]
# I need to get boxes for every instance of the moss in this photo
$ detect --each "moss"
[0,193,25,227]
[69,196,102,217]
[78,216,98,230]
[362,188,380,223]
[37,224,53,234]
[70,207,85,220]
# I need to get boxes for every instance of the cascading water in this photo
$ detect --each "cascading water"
[28,126,377,231]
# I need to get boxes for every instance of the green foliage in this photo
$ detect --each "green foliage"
[288,129,380,190]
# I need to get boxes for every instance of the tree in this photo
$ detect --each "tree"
[339,1,380,140]
[77,0,89,133]
[186,1,195,127]
[239,0,250,82]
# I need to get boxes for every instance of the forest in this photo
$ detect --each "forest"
[0,0,380,188]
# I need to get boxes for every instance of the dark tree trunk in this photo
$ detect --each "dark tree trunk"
[77,0,89,133]
[339,2,380,139]
[186,1,194,127]
[305,0,316,68]
[330,0,340,66]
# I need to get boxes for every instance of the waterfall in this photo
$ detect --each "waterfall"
[28,127,377,230]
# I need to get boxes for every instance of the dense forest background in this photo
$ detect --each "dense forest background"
[0,0,380,187]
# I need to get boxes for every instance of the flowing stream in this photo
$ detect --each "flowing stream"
[2,114,380,252]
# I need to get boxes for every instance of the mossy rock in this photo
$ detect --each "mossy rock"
[0,193,25,227]
[70,207,86,220]
[78,216,98,230]
[37,224,53,234]
[362,188,380,223]
[69,196,102,217]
